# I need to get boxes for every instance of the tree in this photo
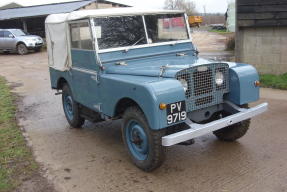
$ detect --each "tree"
[164,0,197,15]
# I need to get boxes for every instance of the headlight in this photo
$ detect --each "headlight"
[215,71,224,86]
[27,39,37,43]
[178,78,188,92]
[26,40,35,44]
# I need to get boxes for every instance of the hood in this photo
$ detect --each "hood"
[105,53,236,78]
[19,35,42,40]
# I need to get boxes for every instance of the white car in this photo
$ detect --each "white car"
[0,29,44,55]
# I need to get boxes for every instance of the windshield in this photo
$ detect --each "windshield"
[94,16,146,50]
[93,13,189,50]
[145,14,189,43]
[10,29,26,36]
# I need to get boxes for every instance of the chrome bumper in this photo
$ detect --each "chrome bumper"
[162,102,268,146]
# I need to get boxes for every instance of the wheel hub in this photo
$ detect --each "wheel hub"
[131,129,144,146]
[126,120,148,160]
[64,95,74,120]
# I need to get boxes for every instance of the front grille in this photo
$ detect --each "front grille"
[193,68,213,96]
[195,96,213,106]
[176,63,229,111]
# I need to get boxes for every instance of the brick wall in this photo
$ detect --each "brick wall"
[236,27,287,74]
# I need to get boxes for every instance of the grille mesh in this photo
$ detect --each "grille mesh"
[176,63,229,111]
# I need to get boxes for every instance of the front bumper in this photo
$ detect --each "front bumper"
[27,42,43,49]
[162,102,268,146]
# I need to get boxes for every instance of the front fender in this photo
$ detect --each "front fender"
[225,63,260,105]
[100,74,185,130]
[18,39,29,47]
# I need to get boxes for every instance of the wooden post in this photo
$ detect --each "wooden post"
[22,19,28,33]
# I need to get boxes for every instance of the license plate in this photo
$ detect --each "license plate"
[166,101,187,125]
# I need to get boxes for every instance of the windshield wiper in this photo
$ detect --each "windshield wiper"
[124,37,145,52]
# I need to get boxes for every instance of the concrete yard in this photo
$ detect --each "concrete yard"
[0,32,286,192]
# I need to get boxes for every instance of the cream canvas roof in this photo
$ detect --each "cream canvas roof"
[45,8,185,71]
[45,7,185,24]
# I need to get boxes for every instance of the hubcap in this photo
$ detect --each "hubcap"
[125,120,148,160]
[63,94,74,120]
[18,45,26,54]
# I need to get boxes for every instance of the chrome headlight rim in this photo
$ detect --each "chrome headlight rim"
[178,78,188,92]
[215,71,224,86]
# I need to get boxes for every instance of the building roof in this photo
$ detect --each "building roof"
[45,8,185,23]
[0,0,127,21]
[0,2,22,10]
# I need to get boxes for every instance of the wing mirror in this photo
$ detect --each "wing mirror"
[8,34,14,38]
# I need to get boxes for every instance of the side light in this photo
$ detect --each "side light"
[254,80,260,87]
[159,103,167,110]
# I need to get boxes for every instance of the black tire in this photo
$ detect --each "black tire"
[122,106,166,172]
[17,43,28,55]
[213,104,250,142]
[62,84,85,128]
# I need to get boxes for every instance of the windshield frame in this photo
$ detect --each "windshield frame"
[91,13,192,53]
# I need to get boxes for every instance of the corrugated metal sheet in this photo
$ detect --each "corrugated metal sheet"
[0,0,95,20]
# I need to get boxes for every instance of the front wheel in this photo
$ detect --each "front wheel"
[122,106,166,172]
[62,84,85,128]
[213,104,250,141]
[17,43,28,55]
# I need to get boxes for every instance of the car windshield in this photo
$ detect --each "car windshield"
[93,13,189,50]
[145,14,189,43]
[94,16,146,50]
[11,29,26,36]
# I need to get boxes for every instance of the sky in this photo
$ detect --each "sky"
[0,0,230,13]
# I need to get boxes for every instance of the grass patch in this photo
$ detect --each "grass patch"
[260,73,287,90]
[0,77,38,192]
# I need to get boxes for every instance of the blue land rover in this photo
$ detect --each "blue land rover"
[45,8,268,171]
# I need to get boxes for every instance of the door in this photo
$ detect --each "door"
[69,20,102,111]
[3,31,16,50]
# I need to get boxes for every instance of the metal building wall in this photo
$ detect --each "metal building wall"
[236,0,287,74]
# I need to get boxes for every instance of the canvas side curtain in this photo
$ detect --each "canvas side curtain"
[45,22,70,71]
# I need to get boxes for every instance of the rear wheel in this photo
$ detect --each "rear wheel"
[122,106,166,172]
[17,43,28,55]
[213,104,250,141]
[62,84,85,128]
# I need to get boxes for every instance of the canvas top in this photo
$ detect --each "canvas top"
[45,7,185,24]
[45,8,186,71]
